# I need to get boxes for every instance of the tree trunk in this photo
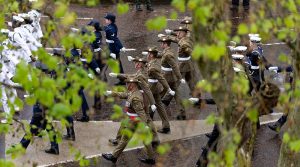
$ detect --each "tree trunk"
[0,133,5,159]
[278,37,300,167]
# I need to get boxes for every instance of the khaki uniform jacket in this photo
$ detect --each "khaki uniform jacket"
[170,36,194,72]
[111,90,148,123]
[117,68,156,106]
[161,47,182,83]
[147,58,170,95]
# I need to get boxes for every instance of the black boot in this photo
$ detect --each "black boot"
[151,140,160,148]
[77,116,89,122]
[205,133,212,138]
[176,115,186,120]
[102,153,117,163]
[108,138,119,146]
[268,122,282,132]
[45,147,59,155]
[157,128,170,134]
[146,5,154,11]
[139,158,156,165]
[136,4,142,11]
[63,126,76,141]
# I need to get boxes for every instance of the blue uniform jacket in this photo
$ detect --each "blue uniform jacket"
[71,48,99,73]
[91,31,102,51]
[104,23,123,54]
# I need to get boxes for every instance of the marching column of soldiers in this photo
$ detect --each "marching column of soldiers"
[0,4,197,163]
[0,2,292,166]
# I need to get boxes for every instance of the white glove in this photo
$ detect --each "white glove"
[7,22,12,27]
[109,72,118,78]
[127,56,134,62]
[88,73,94,79]
[180,79,186,84]
[105,90,112,96]
[95,67,101,74]
[189,98,200,103]
[110,53,116,59]
[158,34,166,38]
[120,47,126,52]
[142,51,148,56]
[151,105,157,112]
[165,29,172,35]
[168,88,175,96]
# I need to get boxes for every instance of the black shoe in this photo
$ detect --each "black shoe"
[102,153,117,163]
[146,6,154,11]
[115,81,126,86]
[139,158,156,165]
[45,147,59,155]
[151,140,160,148]
[108,138,119,146]
[77,116,89,122]
[63,134,76,141]
[157,128,170,134]
[136,5,143,11]
[268,123,281,132]
[205,133,212,138]
[176,115,186,120]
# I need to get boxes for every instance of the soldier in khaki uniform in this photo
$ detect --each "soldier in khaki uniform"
[158,36,187,120]
[108,57,160,147]
[102,77,156,165]
[168,27,196,93]
[146,47,175,134]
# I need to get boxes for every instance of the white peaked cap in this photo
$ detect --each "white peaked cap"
[13,16,24,22]
[232,54,244,60]
[19,13,30,18]
[1,29,10,34]
[248,34,260,37]
[250,36,261,43]
[235,46,247,52]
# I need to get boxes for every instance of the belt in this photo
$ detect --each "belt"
[148,79,158,83]
[106,39,114,43]
[126,112,138,117]
[3,60,10,63]
[94,48,101,52]
[161,66,172,72]
[178,56,191,61]
[80,58,87,62]
[250,66,259,70]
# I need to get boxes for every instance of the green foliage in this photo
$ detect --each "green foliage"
[157,143,171,155]
[171,0,186,12]
[117,3,129,15]
[145,16,167,31]
[0,159,15,167]
[6,144,25,159]
[246,109,258,123]
[111,104,123,120]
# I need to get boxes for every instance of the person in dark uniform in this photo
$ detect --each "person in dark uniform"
[20,102,59,155]
[231,0,250,10]
[68,47,92,122]
[135,0,153,11]
[103,13,125,85]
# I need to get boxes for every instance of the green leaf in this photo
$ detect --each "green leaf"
[107,59,120,73]
[289,140,300,152]
[117,3,129,15]
[171,0,186,12]
[54,2,68,18]
[246,109,258,123]
[283,133,290,143]
[145,16,167,31]
[49,103,72,119]
[237,23,248,35]
[156,144,171,155]
[170,11,178,20]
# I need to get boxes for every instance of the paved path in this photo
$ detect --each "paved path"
[4,113,282,167]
